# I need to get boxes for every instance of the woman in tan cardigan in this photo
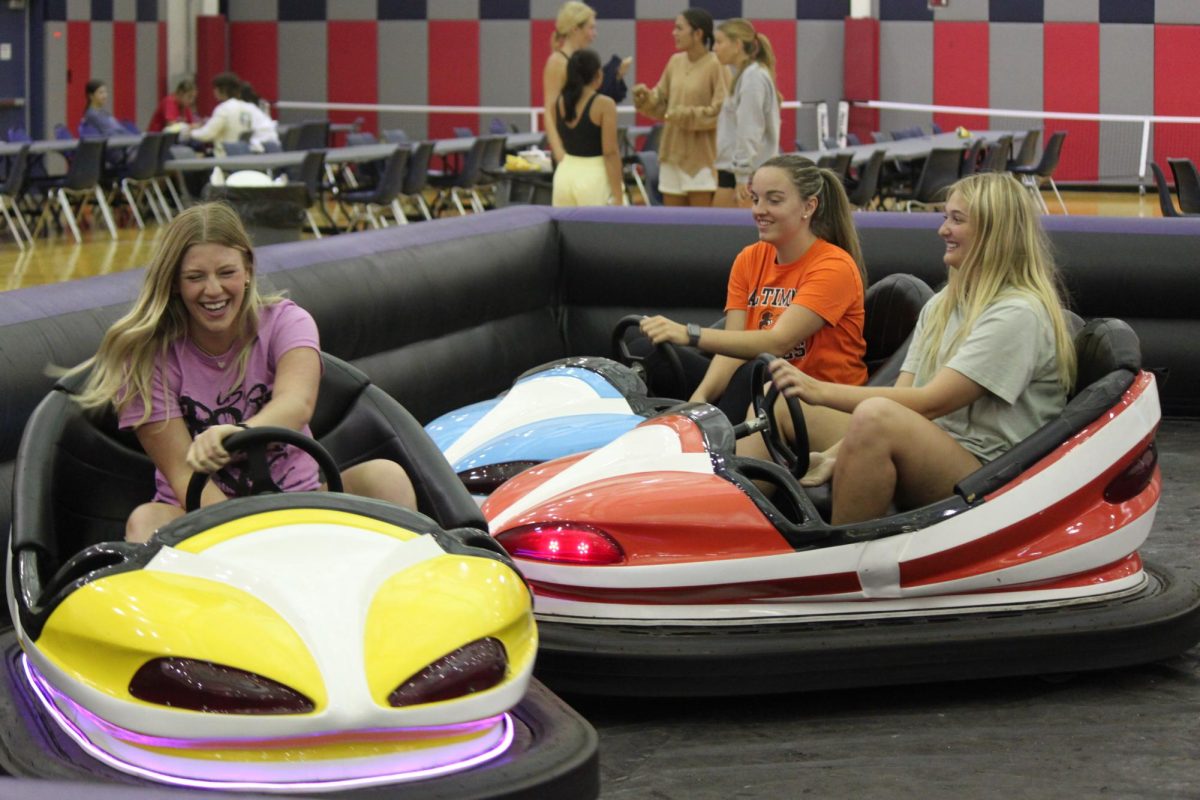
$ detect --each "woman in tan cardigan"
[632,7,728,207]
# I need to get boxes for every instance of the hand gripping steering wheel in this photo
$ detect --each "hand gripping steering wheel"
[610,314,688,399]
[749,353,810,479]
[184,426,344,512]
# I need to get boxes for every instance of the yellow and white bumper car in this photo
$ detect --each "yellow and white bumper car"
[2,355,598,797]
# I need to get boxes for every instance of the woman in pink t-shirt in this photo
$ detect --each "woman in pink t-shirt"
[67,203,416,543]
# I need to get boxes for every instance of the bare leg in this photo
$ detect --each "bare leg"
[663,193,687,207]
[773,394,851,453]
[734,393,851,461]
[712,187,739,208]
[831,397,981,525]
[687,191,714,207]
[126,502,185,543]
[342,459,418,510]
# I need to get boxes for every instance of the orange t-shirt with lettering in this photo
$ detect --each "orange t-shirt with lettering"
[725,239,867,386]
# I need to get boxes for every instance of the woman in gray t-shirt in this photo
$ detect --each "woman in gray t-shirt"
[768,172,1077,525]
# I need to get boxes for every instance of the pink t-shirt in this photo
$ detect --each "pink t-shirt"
[119,299,322,505]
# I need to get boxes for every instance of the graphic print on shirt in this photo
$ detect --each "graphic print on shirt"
[748,285,807,360]
[179,382,299,495]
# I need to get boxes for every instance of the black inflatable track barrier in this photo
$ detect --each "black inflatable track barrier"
[532,559,1200,698]
[0,639,599,800]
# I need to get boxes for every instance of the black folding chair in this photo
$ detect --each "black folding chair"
[1167,158,1200,214]
[0,143,34,249]
[32,138,117,242]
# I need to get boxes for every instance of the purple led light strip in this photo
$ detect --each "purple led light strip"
[21,655,515,792]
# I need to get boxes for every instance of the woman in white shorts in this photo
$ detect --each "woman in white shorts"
[632,7,728,207]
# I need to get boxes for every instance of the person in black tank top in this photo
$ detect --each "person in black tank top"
[558,94,605,158]
[552,49,626,207]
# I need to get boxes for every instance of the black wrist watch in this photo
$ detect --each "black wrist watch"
[686,323,702,348]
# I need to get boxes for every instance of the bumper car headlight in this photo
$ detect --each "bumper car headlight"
[129,658,315,714]
[389,638,508,707]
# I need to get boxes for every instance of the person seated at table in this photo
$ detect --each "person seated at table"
[639,154,867,451]
[767,172,1077,524]
[148,78,198,133]
[183,72,256,156]
[553,49,625,207]
[81,79,129,137]
[63,203,417,543]
[239,82,281,151]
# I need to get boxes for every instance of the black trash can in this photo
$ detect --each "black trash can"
[202,184,309,246]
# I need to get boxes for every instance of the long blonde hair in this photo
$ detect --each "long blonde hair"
[67,203,281,424]
[551,1,595,49]
[917,172,1076,391]
[718,18,781,103]
[755,154,867,288]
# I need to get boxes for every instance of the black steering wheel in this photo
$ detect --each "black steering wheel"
[610,314,688,399]
[184,426,344,512]
[749,354,810,479]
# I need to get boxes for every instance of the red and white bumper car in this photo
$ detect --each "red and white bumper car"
[483,319,1200,695]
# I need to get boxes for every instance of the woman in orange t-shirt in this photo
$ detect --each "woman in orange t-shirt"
[640,154,867,452]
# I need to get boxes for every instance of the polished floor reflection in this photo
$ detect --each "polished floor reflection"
[0,189,1165,293]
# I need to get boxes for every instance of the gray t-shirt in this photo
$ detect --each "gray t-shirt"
[900,291,1066,463]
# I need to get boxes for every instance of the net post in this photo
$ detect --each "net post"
[1138,118,1150,196]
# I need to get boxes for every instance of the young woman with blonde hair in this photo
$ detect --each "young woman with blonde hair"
[640,154,867,450]
[769,171,1077,524]
[632,8,728,207]
[67,203,415,542]
[713,18,781,208]
[542,2,631,164]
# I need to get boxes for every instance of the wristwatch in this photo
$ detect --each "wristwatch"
[686,323,702,348]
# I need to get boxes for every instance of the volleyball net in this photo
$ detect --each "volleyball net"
[274,97,1200,187]
[846,100,1200,187]
[275,99,831,156]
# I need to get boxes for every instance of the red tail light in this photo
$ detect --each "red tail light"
[129,658,314,714]
[389,638,508,707]
[495,524,625,565]
[1104,442,1158,504]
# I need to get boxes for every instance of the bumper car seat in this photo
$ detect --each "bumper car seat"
[793,317,1143,526]
[10,351,485,608]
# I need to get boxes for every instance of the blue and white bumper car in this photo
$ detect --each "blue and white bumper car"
[429,274,937,498]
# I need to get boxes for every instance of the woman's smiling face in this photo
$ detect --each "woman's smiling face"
[939,190,974,270]
[749,167,813,252]
[177,243,249,352]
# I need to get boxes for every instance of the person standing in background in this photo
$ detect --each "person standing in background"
[713,19,781,209]
[543,2,632,165]
[552,49,625,207]
[632,8,728,207]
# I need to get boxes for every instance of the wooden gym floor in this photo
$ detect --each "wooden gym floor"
[0,189,1164,293]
